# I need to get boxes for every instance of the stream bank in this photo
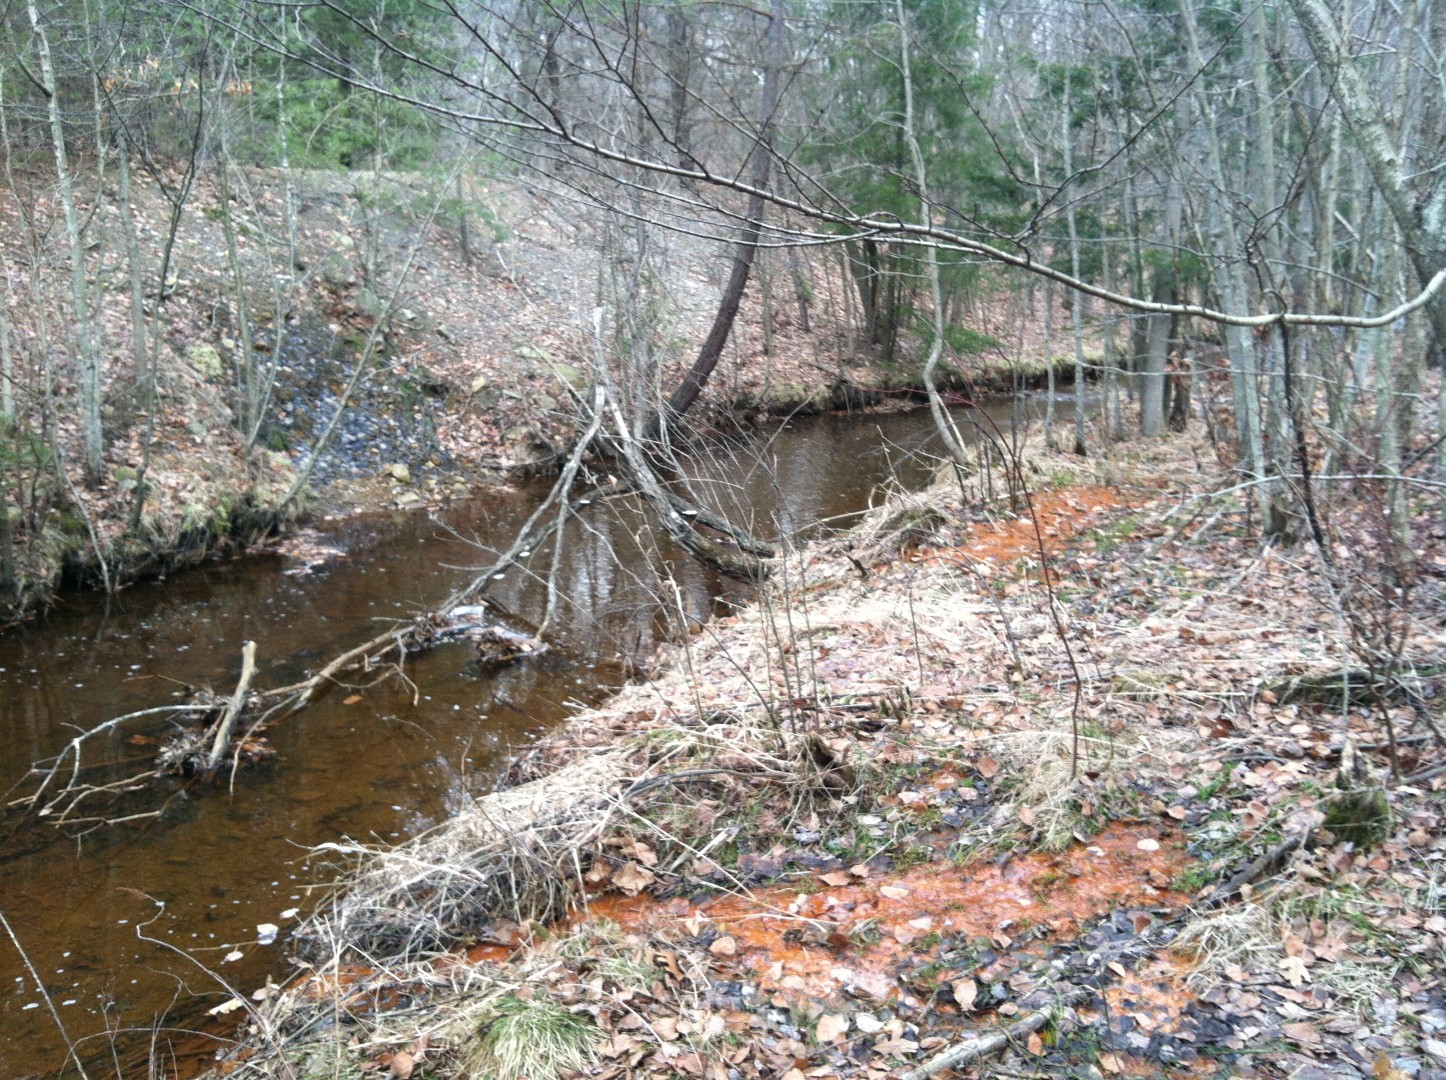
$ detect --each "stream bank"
[1,163,1093,624]
[0,400,1061,1079]
[208,426,1446,1080]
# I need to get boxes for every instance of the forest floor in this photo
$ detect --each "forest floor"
[213,424,1446,1080]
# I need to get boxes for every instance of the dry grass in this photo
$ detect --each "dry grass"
[993,721,1189,851]
[301,751,633,959]
[1172,900,1283,986]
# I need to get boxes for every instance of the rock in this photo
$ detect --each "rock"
[1423,1039,1446,1065]
[535,393,558,413]
[502,425,555,466]
[394,490,423,507]
[113,465,137,483]
[514,344,555,363]
[354,287,385,318]
[186,344,223,379]
[471,375,490,394]
[186,420,207,439]
[387,463,411,484]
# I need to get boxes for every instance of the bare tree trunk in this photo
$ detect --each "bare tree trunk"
[457,175,474,265]
[275,22,302,276]
[1140,176,1180,437]
[217,149,261,441]
[0,71,13,425]
[898,0,970,469]
[116,145,149,401]
[787,239,811,333]
[28,0,104,481]
[1061,75,1087,456]
[1180,0,1273,529]
[1043,281,1056,449]
[665,6,694,170]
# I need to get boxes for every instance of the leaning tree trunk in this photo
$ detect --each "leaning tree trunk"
[897,0,970,469]
[659,0,784,429]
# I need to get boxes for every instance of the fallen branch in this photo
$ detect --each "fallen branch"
[901,985,1092,1080]
[1203,829,1313,908]
[206,640,257,773]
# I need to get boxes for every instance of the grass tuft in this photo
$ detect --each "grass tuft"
[465,993,596,1080]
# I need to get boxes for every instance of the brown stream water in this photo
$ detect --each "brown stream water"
[0,399,1066,1077]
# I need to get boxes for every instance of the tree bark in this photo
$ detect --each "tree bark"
[1062,74,1088,455]
[898,0,971,470]
[28,0,104,482]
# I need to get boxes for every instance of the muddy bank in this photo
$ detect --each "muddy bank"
[207,426,1446,1080]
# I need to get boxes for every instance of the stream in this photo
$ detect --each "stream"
[0,399,1066,1077]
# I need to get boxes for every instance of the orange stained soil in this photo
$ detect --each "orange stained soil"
[577,822,1190,1008]
[935,484,1128,570]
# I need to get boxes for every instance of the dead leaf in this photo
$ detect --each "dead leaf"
[1281,1021,1322,1049]
[1278,955,1310,987]
[951,979,977,1011]
[612,862,655,895]
[978,756,1000,778]
[820,871,852,887]
[879,885,910,900]
[1018,805,1036,826]
[815,1014,848,1043]
[1374,1052,1409,1080]
[1026,1032,1044,1055]
[343,694,363,705]
[389,1050,414,1079]
[708,935,737,957]
[654,1016,679,1041]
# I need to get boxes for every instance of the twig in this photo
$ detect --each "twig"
[0,905,91,1080]
[1203,829,1313,908]
[901,986,1091,1080]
